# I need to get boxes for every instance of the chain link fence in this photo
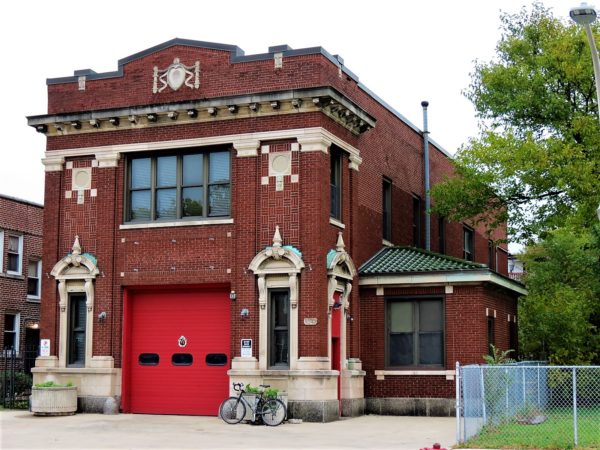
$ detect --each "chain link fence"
[456,362,600,448]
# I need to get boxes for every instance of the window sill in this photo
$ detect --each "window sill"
[1,272,24,280]
[375,369,455,381]
[27,296,41,302]
[329,217,345,229]
[120,218,234,230]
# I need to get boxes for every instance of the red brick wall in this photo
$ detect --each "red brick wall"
[360,284,518,398]
[0,196,43,358]
[39,42,513,371]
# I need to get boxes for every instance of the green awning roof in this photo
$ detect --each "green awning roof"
[359,246,487,275]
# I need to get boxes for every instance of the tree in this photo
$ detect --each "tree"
[431,2,600,363]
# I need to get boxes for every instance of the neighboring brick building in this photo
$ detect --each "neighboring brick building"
[0,194,43,371]
[28,39,524,420]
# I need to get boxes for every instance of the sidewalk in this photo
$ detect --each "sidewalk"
[1,410,456,450]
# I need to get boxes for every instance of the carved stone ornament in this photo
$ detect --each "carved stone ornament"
[153,58,200,93]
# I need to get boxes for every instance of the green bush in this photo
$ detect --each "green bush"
[0,372,32,395]
[34,380,74,388]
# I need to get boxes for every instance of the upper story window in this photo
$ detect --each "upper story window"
[438,217,446,255]
[27,260,42,299]
[412,196,421,247]
[127,149,230,223]
[382,178,392,241]
[488,240,495,270]
[330,150,342,220]
[7,234,23,275]
[463,227,474,261]
[387,298,444,367]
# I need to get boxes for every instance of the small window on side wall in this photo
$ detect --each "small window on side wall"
[463,227,474,261]
[330,150,342,220]
[382,178,392,241]
[412,196,421,248]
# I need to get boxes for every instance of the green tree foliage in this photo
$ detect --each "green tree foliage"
[431,3,600,363]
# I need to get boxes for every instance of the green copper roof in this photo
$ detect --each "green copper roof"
[359,246,487,275]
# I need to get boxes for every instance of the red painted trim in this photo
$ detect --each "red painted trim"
[121,288,131,412]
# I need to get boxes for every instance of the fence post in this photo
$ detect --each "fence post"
[455,361,461,443]
[522,366,526,407]
[572,367,578,448]
[480,365,487,425]
[537,365,540,408]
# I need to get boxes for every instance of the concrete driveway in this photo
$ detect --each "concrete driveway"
[1,410,456,450]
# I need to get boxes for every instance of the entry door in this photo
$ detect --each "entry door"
[128,288,230,415]
[331,292,342,407]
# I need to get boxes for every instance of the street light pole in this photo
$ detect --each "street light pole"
[570,3,600,122]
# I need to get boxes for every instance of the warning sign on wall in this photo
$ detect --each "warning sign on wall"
[241,339,252,358]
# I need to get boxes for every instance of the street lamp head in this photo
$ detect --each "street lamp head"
[570,3,598,25]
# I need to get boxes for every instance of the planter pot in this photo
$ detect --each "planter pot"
[31,386,77,416]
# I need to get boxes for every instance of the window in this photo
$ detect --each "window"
[205,353,228,366]
[127,150,230,222]
[7,234,23,274]
[27,260,41,299]
[330,150,342,220]
[382,178,392,241]
[269,290,290,368]
[3,313,19,353]
[68,293,87,366]
[387,298,443,367]
[139,353,159,365]
[487,316,495,356]
[172,353,193,366]
[488,240,495,270]
[509,320,518,355]
[438,217,446,254]
[463,227,474,261]
[412,196,421,247]
[0,230,3,272]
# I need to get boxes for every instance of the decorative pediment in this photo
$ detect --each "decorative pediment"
[248,226,305,275]
[327,233,356,311]
[50,236,99,280]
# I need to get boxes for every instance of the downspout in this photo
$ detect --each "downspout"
[422,100,431,251]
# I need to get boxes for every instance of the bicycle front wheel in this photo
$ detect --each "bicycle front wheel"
[260,398,286,426]
[219,397,246,424]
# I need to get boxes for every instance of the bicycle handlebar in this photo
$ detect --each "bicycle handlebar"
[233,382,244,392]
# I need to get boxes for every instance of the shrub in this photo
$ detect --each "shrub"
[0,371,32,395]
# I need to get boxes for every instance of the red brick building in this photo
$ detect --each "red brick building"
[28,39,524,420]
[0,194,43,371]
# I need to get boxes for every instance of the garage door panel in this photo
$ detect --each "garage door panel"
[128,288,230,415]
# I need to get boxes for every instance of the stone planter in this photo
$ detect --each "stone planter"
[31,386,78,416]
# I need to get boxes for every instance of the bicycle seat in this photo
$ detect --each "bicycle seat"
[259,384,270,388]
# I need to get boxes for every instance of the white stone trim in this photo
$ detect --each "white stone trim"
[95,152,120,168]
[42,156,65,172]
[42,127,362,168]
[382,239,393,247]
[119,218,233,230]
[329,217,345,229]
[359,271,527,295]
[374,369,455,381]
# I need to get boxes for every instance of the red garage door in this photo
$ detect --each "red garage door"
[128,288,230,415]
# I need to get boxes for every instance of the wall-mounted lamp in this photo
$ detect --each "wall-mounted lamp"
[35,124,48,134]
[147,113,158,122]
[98,311,107,322]
[240,308,249,318]
[109,117,120,126]
[346,314,354,322]
[187,109,198,118]
[229,290,237,301]
[71,120,82,129]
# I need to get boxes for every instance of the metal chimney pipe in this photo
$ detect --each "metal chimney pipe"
[422,101,431,251]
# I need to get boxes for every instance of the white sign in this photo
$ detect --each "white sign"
[241,339,252,358]
[40,339,50,357]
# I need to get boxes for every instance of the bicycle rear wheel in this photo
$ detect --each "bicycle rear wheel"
[260,398,286,426]
[219,397,246,424]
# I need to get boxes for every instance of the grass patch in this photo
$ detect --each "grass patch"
[460,407,600,449]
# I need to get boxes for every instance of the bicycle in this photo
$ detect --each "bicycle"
[219,382,286,426]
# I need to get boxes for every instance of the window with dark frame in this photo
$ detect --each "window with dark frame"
[269,290,290,369]
[330,150,342,220]
[3,314,18,352]
[127,149,230,223]
[7,235,22,274]
[382,178,392,241]
[509,319,518,355]
[412,196,421,247]
[68,293,87,367]
[463,227,474,261]
[488,240,495,270]
[387,298,444,367]
[487,316,495,356]
[438,217,446,254]
[27,260,41,298]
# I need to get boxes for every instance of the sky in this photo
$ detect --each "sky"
[0,0,573,209]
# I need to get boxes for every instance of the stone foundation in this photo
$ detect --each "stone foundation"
[366,397,454,417]
[287,399,339,422]
[78,395,121,413]
[341,398,365,417]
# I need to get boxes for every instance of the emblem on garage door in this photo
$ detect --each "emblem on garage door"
[178,336,187,348]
